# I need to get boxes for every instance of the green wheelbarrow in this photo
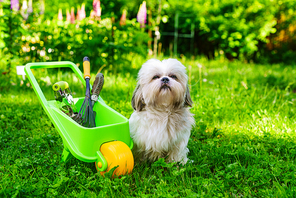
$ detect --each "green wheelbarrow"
[25,61,134,177]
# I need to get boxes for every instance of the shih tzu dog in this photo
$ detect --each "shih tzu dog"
[129,58,195,164]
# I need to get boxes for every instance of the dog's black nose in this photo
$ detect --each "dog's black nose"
[161,77,169,83]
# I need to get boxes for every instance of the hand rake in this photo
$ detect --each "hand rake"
[73,57,96,128]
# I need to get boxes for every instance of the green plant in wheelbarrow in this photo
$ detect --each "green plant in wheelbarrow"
[52,81,78,118]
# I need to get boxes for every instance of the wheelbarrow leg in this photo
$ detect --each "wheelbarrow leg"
[61,145,72,162]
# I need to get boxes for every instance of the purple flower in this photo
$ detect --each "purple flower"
[27,0,32,14]
[137,1,147,28]
[11,0,20,11]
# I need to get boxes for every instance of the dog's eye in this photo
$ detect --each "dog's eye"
[169,74,177,79]
[152,75,160,80]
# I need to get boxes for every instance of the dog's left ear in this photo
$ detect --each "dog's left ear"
[184,86,193,107]
[131,85,146,111]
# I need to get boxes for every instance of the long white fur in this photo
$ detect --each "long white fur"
[129,58,195,164]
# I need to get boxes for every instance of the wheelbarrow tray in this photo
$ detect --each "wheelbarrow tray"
[25,61,133,172]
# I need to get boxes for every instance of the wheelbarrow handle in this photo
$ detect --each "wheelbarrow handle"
[25,61,85,108]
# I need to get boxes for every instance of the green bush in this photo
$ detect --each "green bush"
[0,0,150,77]
[23,17,150,73]
[0,1,26,70]
[160,0,296,63]
[0,0,28,89]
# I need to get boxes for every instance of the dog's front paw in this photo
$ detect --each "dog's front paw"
[188,159,194,164]
[180,157,188,165]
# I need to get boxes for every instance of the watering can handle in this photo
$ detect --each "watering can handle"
[25,61,85,107]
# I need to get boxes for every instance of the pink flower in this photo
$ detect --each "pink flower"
[76,4,86,21]
[120,9,127,26]
[80,3,86,20]
[58,8,63,20]
[90,10,95,18]
[93,0,101,19]
[20,0,28,19]
[66,9,71,22]
[137,1,146,28]
[89,10,95,24]
[76,5,80,20]
[70,7,75,23]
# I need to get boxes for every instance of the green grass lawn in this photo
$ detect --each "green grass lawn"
[1,58,296,197]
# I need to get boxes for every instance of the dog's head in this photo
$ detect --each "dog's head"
[132,58,192,111]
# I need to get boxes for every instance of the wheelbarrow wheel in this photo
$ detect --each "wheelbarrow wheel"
[95,141,134,177]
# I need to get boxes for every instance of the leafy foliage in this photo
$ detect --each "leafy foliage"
[0,0,150,79]
[160,0,296,63]
[0,0,27,88]
[22,17,149,72]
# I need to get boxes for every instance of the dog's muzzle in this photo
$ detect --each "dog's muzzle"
[161,77,169,84]
[160,77,171,91]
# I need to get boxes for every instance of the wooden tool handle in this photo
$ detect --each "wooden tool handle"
[83,57,91,79]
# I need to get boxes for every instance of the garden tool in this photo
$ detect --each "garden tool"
[73,57,96,128]
[91,72,104,107]
[53,81,77,118]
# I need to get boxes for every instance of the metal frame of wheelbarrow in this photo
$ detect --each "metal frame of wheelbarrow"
[25,61,133,172]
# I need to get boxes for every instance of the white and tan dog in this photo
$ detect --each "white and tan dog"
[129,58,195,164]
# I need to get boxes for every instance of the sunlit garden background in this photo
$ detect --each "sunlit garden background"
[1,0,296,197]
